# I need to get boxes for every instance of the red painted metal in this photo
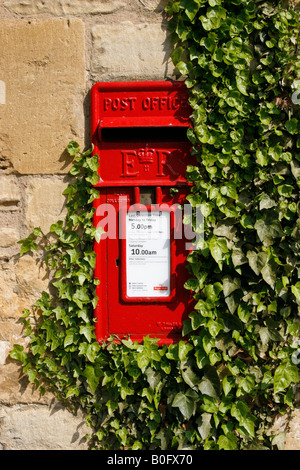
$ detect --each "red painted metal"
[91,81,195,344]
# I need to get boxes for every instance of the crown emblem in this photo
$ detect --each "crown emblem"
[137,148,155,164]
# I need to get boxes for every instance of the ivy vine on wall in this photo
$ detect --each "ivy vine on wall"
[10,0,300,450]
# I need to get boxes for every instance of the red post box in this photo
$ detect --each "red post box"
[91,81,195,344]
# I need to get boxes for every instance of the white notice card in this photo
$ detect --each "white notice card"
[126,211,170,298]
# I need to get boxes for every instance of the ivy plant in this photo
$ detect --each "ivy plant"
[10,0,300,451]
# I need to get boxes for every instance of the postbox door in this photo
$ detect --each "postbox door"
[94,187,193,344]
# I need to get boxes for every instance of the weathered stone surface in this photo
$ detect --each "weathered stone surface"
[0,227,20,247]
[0,341,10,365]
[0,360,55,404]
[0,255,49,320]
[0,19,85,174]
[138,0,169,11]
[0,133,14,172]
[0,175,20,208]
[285,409,300,450]
[26,176,68,232]
[15,254,49,296]
[0,403,89,450]
[91,22,175,81]
[4,0,125,15]
[0,265,26,321]
[0,319,25,346]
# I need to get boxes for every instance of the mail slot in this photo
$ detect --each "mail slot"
[91,81,195,344]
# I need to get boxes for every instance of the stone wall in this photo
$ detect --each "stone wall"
[0,0,175,450]
[0,0,300,451]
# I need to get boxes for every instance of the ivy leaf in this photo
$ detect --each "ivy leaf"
[178,340,193,361]
[264,319,284,343]
[145,368,162,390]
[195,123,210,143]
[254,213,283,246]
[18,236,38,256]
[225,91,244,111]
[236,75,249,96]
[222,312,243,331]
[79,324,94,343]
[136,352,150,372]
[278,184,293,198]
[73,287,91,308]
[67,140,80,156]
[180,360,201,388]
[291,160,300,180]
[183,0,201,21]
[172,389,199,420]
[85,155,99,172]
[247,250,268,276]
[176,61,190,75]
[220,181,237,199]
[189,311,204,331]
[171,46,184,66]
[274,361,299,394]
[208,0,222,6]
[196,412,212,440]
[207,318,225,337]
[83,364,103,394]
[95,227,105,243]
[200,34,217,52]
[10,344,28,365]
[65,385,80,398]
[64,328,78,347]
[194,299,213,317]
[256,149,269,166]
[209,236,228,269]
[198,365,220,398]
[261,262,277,289]
[286,118,299,134]
[238,374,255,395]
[259,193,277,210]
[231,401,256,438]
[82,145,94,156]
[222,275,241,297]
[291,282,300,301]
[232,247,247,267]
[218,432,238,450]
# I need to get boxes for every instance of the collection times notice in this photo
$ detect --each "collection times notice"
[126,211,171,298]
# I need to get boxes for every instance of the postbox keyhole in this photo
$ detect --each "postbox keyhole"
[139,187,155,205]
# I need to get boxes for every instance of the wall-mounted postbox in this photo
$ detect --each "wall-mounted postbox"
[91,81,195,344]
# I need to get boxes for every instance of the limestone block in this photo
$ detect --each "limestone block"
[26,176,68,233]
[285,408,300,450]
[0,19,85,174]
[0,403,89,450]
[91,22,175,81]
[0,319,25,345]
[0,227,20,247]
[0,341,10,365]
[0,260,25,320]
[0,283,27,321]
[0,175,20,208]
[15,255,49,296]
[0,362,54,405]
[0,253,49,322]
[4,0,125,15]
[138,0,169,11]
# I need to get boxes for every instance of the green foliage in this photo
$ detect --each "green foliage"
[10,0,300,451]
[165,0,300,449]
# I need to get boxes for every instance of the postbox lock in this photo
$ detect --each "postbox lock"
[139,187,155,205]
